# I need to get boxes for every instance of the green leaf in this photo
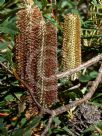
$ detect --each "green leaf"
[2,49,12,64]
[0,26,17,35]
[0,56,6,62]
[13,92,23,100]
[0,118,8,136]
[11,129,24,136]
[83,121,102,135]
[21,118,27,126]
[23,116,41,131]
[52,127,63,133]
[91,0,98,5]
[0,0,5,6]
[12,118,40,136]
[34,1,42,9]
[53,117,61,125]
[82,125,95,134]
[89,102,102,107]
[79,75,91,83]
[0,118,4,128]
[41,0,47,8]
[0,17,17,35]
[61,1,72,8]
[96,121,102,129]
[48,128,52,135]
[0,42,8,49]
[67,92,77,100]
[0,102,6,107]
[89,71,98,79]
[92,93,102,99]
[63,126,75,136]
[81,87,87,94]
[44,14,60,29]
[5,95,14,101]
[23,130,31,136]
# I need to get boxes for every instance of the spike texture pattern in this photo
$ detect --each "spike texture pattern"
[62,14,81,80]
[37,22,57,108]
[14,5,57,115]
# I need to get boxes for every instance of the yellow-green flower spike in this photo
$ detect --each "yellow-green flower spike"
[62,14,81,80]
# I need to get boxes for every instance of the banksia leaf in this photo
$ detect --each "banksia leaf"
[37,22,58,108]
[62,14,81,80]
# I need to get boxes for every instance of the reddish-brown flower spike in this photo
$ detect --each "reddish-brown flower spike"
[14,4,58,115]
[37,22,58,108]
[25,6,44,90]
[44,23,58,107]
[14,5,45,115]
[24,6,45,115]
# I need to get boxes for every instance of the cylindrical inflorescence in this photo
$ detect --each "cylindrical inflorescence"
[25,6,45,115]
[43,22,58,107]
[62,14,81,80]
[37,22,58,108]
[14,4,58,116]
[14,5,45,116]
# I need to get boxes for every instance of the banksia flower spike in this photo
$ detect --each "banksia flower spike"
[14,1,58,116]
[14,2,45,115]
[37,22,58,108]
[43,22,57,107]
[25,6,46,115]
[62,14,81,80]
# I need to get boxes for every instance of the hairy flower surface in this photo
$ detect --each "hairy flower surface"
[37,22,58,108]
[14,4,58,115]
[62,14,81,80]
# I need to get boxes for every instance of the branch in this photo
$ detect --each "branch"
[41,116,53,136]
[41,64,102,135]
[68,83,81,91]
[52,63,102,116]
[1,53,102,84]
[0,62,13,74]
[56,54,102,79]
